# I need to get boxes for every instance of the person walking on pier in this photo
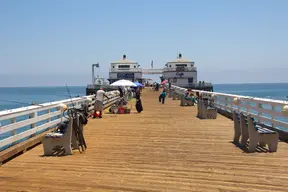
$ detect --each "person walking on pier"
[118,87,124,98]
[94,88,108,118]
[159,89,167,104]
[135,88,143,113]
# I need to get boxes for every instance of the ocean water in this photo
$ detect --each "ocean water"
[0,86,86,111]
[213,83,288,101]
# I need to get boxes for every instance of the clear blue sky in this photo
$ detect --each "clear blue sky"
[0,0,287,86]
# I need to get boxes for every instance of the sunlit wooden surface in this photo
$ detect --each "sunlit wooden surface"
[1,89,288,192]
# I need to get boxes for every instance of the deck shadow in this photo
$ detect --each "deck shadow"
[230,141,270,153]
[39,146,69,157]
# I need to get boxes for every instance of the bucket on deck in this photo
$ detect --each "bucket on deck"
[94,111,101,118]
[119,107,125,114]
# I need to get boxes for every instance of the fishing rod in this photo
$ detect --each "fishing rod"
[65,83,75,108]
[35,93,81,98]
[0,91,82,109]
[0,99,45,107]
[64,83,87,153]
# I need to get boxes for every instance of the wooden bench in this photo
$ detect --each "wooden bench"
[232,110,241,143]
[43,120,73,156]
[247,115,279,152]
[197,99,217,119]
[172,92,180,100]
[232,110,249,145]
[239,112,249,146]
[180,96,195,106]
[233,111,278,152]
[168,89,174,98]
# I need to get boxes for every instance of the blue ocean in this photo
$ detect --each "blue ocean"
[0,86,85,111]
[0,83,287,111]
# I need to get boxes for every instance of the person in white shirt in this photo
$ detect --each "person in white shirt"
[94,88,108,118]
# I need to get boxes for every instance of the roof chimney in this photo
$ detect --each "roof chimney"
[123,54,126,60]
[178,53,182,59]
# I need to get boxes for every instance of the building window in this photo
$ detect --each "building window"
[112,66,115,68]
[134,66,136,68]
[118,65,130,68]
[176,64,187,67]
[188,78,193,83]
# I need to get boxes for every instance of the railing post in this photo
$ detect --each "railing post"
[224,97,229,111]
[47,109,51,123]
[246,100,251,114]
[257,103,263,124]
[56,106,62,123]
[30,112,37,137]
[11,117,16,146]
[237,101,240,113]
[271,104,275,128]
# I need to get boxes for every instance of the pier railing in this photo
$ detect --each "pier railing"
[163,66,197,72]
[171,85,288,132]
[0,90,120,152]
[109,68,142,72]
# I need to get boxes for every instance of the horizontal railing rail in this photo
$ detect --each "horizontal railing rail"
[170,85,288,132]
[163,67,197,72]
[168,83,213,88]
[109,68,143,72]
[0,90,120,151]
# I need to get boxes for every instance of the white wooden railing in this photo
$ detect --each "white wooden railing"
[170,85,288,131]
[0,90,120,151]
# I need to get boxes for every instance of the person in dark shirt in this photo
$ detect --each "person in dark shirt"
[118,87,124,97]
[159,89,167,104]
[135,88,143,113]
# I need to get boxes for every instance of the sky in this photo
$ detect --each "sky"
[0,0,288,87]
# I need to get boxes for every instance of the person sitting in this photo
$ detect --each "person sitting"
[184,89,192,100]
[189,93,197,104]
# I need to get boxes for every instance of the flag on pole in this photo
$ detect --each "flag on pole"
[151,60,153,68]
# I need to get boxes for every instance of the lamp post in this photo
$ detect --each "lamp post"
[92,63,100,84]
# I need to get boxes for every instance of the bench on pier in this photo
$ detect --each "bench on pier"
[197,99,217,119]
[43,111,87,156]
[232,110,249,145]
[232,110,279,152]
[172,92,180,100]
[247,114,279,152]
[180,95,195,106]
[168,89,174,98]
[43,120,73,156]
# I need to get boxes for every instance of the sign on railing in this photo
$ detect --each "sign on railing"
[0,91,120,151]
[170,85,288,132]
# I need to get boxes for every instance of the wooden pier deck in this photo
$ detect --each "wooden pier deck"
[1,89,288,192]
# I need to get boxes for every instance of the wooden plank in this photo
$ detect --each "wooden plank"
[0,90,288,192]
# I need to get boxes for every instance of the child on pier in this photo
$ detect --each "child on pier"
[159,90,167,104]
